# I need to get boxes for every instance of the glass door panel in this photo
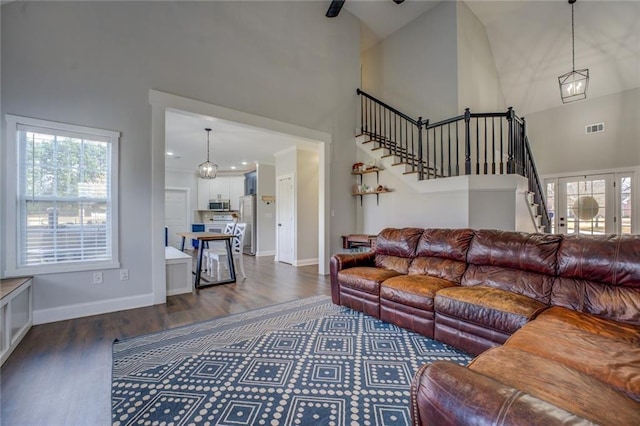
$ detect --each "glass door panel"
[558,174,614,235]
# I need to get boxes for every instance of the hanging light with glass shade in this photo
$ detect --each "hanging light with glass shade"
[198,128,218,179]
[558,0,589,104]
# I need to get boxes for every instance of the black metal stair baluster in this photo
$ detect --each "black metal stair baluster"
[447,123,451,177]
[455,121,460,176]
[439,125,444,178]
[500,117,504,174]
[491,117,496,174]
[483,117,488,175]
[476,117,480,175]
[464,109,471,175]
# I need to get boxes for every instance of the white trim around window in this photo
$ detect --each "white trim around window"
[4,114,120,276]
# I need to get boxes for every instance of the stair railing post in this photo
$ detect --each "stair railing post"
[506,107,515,174]
[464,108,471,175]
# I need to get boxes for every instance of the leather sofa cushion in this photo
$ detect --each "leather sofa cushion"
[338,267,401,294]
[380,275,457,311]
[552,234,640,325]
[374,228,424,274]
[414,228,474,261]
[505,306,640,401]
[375,227,423,258]
[557,234,640,286]
[469,346,640,425]
[435,285,547,334]
[412,361,592,426]
[462,264,554,304]
[466,229,561,276]
[409,257,467,284]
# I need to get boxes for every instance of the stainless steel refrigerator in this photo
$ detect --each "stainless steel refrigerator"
[239,195,256,255]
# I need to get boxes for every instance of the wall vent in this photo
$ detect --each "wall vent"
[585,122,604,134]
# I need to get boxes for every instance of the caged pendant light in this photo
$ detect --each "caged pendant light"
[558,0,589,104]
[198,128,218,179]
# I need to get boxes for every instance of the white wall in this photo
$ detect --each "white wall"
[527,88,640,175]
[1,1,360,321]
[296,149,319,264]
[256,164,276,256]
[456,2,506,112]
[361,1,460,120]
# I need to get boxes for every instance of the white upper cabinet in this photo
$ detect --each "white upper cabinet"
[198,176,245,210]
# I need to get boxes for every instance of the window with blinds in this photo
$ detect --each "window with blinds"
[6,115,120,274]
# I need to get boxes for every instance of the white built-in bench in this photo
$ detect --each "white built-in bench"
[1,276,33,366]
[165,246,192,296]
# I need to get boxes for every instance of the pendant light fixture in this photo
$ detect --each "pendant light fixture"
[558,0,589,104]
[198,128,218,179]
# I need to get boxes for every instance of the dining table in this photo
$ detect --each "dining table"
[177,231,236,289]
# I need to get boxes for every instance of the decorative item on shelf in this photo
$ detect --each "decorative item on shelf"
[352,162,364,172]
[558,0,589,104]
[198,128,218,179]
[261,195,275,205]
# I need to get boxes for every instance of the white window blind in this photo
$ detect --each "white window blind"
[6,115,120,274]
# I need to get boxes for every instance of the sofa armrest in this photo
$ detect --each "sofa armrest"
[411,361,592,426]
[330,251,376,304]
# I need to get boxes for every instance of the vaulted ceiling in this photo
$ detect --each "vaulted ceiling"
[346,0,640,115]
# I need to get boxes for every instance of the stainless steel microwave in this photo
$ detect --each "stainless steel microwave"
[209,199,231,211]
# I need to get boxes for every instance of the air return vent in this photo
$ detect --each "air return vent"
[585,122,604,134]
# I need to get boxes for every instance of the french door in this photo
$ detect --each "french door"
[557,174,614,235]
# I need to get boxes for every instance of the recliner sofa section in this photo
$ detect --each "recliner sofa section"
[330,228,640,425]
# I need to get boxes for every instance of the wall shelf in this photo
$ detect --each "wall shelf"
[352,166,390,206]
[352,189,392,206]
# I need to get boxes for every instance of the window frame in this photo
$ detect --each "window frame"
[4,114,120,275]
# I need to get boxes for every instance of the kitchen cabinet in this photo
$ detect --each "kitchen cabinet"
[197,176,245,210]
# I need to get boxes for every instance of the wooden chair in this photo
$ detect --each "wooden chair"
[204,222,246,280]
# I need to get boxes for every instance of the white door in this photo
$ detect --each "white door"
[557,174,614,235]
[165,188,190,248]
[277,175,294,264]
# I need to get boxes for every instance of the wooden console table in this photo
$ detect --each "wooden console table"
[341,234,377,250]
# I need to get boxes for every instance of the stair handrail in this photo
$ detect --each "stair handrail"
[356,88,418,126]
[356,88,551,231]
[523,135,551,232]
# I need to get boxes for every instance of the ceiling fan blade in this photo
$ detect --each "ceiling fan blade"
[326,0,346,18]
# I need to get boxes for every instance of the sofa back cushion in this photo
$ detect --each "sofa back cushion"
[462,230,562,304]
[409,228,475,283]
[375,228,424,274]
[552,234,640,325]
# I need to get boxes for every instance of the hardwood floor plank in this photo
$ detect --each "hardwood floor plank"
[0,255,330,426]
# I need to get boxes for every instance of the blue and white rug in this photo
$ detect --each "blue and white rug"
[112,296,471,426]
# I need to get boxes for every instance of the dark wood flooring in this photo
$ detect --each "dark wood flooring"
[0,254,330,426]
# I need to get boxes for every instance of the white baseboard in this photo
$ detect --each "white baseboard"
[294,258,319,267]
[167,287,192,296]
[256,250,276,257]
[33,293,155,325]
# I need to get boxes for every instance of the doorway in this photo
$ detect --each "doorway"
[165,187,190,248]
[150,90,331,305]
[276,174,294,264]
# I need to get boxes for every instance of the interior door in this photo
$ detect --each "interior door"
[277,175,294,264]
[557,174,614,235]
[165,188,189,248]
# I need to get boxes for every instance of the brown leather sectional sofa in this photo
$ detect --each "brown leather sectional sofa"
[330,228,640,425]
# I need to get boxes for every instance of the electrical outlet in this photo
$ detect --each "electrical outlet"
[119,269,129,281]
[93,272,103,285]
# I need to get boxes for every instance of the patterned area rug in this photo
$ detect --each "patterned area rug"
[112,296,471,426]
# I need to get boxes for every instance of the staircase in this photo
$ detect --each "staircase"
[356,88,551,233]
